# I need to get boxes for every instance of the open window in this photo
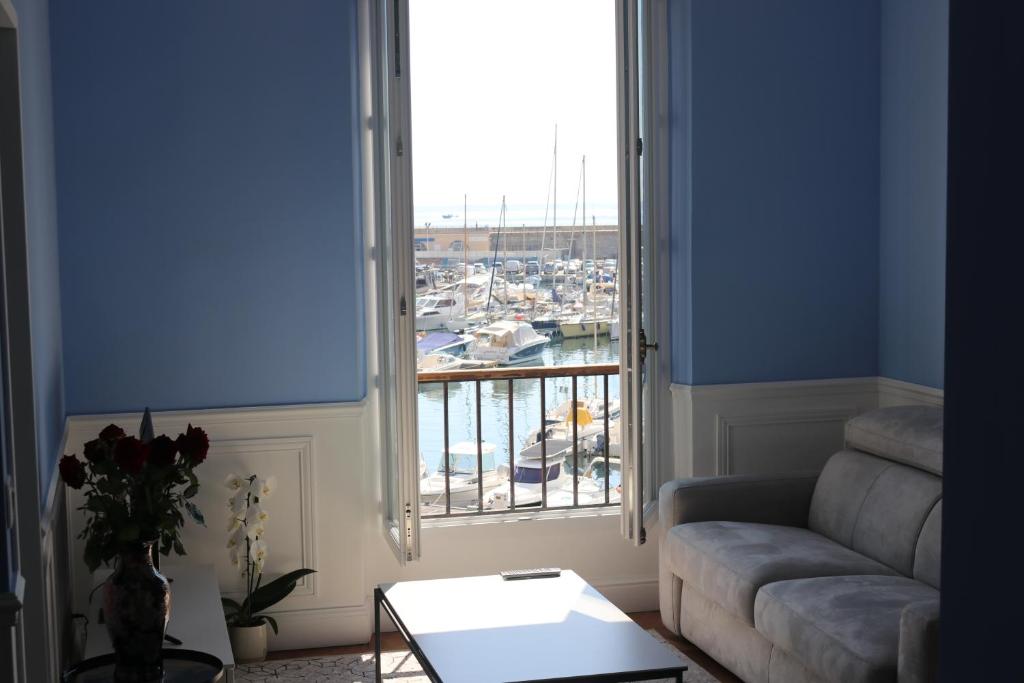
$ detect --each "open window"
[360,0,669,563]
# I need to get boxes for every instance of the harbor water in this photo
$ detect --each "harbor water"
[417,335,621,481]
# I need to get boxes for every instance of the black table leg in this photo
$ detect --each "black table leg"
[374,588,382,683]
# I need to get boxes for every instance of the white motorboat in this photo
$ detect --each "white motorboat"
[465,320,548,365]
[415,293,466,331]
[416,331,475,358]
[417,352,462,373]
[519,405,610,462]
[483,453,571,510]
[420,441,507,508]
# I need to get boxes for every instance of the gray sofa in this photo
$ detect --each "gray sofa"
[659,406,942,683]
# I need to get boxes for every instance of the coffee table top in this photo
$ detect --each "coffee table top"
[378,570,685,683]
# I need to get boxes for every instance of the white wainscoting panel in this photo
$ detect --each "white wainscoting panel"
[671,378,880,477]
[64,403,368,649]
[670,377,945,479]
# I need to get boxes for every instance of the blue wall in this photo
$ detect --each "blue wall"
[879,0,948,389]
[13,0,65,503]
[50,0,365,414]
[670,0,881,385]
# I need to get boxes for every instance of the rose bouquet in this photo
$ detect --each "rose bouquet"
[59,415,210,570]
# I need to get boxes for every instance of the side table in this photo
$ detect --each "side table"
[85,564,236,683]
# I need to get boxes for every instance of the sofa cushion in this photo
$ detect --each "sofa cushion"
[808,450,891,547]
[665,521,897,626]
[845,405,943,475]
[913,500,942,588]
[849,465,942,575]
[754,575,940,683]
[808,450,942,575]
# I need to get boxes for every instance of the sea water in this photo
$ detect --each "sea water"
[417,335,621,479]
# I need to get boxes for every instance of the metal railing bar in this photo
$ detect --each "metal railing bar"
[540,378,548,510]
[603,374,610,505]
[572,376,579,508]
[476,380,483,512]
[417,362,619,384]
[421,501,618,519]
[508,378,515,511]
[443,381,451,515]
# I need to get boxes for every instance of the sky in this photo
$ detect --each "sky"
[408,0,619,227]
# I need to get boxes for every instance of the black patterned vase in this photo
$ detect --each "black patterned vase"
[103,540,171,682]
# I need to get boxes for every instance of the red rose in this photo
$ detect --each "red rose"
[176,424,209,466]
[59,455,87,489]
[99,424,126,442]
[114,437,149,474]
[149,435,177,467]
[83,438,109,463]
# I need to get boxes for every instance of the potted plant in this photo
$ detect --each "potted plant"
[221,473,315,663]
[59,410,209,682]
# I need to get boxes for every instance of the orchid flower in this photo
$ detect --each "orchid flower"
[224,473,244,491]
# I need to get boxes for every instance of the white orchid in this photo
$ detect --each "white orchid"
[226,524,246,549]
[251,539,268,573]
[223,471,313,633]
[228,491,246,514]
[245,502,269,527]
[224,473,245,491]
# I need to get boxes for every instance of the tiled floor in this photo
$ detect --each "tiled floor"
[268,611,742,683]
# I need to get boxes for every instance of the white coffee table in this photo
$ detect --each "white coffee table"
[374,570,686,682]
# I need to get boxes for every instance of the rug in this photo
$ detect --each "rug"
[234,630,718,683]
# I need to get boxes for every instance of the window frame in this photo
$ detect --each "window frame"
[359,0,673,561]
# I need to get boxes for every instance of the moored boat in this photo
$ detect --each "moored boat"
[420,441,507,508]
[465,320,548,366]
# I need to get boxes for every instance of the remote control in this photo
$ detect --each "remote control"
[500,568,561,580]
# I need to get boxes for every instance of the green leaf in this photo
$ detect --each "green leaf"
[172,538,186,556]
[184,500,206,526]
[221,597,242,616]
[249,569,316,614]
[116,524,140,543]
[261,615,279,635]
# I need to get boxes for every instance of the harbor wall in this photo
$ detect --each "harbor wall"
[415,224,620,263]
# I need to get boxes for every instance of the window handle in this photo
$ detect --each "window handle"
[400,296,408,316]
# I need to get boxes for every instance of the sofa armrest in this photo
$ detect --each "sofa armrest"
[898,599,940,683]
[657,473,819,540]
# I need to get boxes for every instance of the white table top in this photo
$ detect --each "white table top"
[86,563,235,674]
[380,570,685,683]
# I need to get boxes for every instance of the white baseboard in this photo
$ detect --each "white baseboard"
[670,376,944,478]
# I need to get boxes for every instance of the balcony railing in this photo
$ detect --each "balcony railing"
[417,363,620,518]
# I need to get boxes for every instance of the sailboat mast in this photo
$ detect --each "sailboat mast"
[502,196,509,316]
[463,193,469,314]
[581,156,587,313]
[552,124,558,260]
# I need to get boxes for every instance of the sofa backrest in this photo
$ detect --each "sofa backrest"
[808,406,943,580]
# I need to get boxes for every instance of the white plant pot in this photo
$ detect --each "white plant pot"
[229,623,268,664]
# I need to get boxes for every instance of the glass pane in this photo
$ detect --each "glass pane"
[409,0,622,517]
